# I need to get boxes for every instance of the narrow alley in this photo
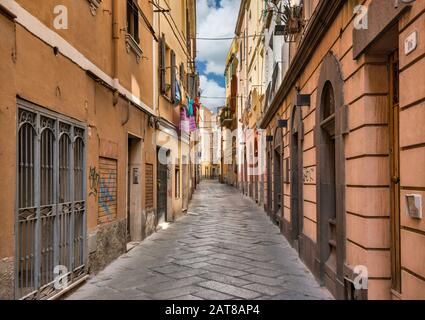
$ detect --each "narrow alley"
[2,0,425,303]
[67,181,331,300]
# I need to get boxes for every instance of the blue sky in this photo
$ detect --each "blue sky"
[196,0,240,112]
[196,60,225,87]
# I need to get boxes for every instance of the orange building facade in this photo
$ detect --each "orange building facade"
[257,0,425,299]
[0,0,198,300]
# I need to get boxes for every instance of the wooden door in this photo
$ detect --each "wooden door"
[389,50,401,292]
[267,150,273,215]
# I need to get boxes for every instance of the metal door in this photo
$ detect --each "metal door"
[182,156,188,211]
[16,103,86,300]
[157,159,168,223]
[267,150,272,215]
[273,148,282,222]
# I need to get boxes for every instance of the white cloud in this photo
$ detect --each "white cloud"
[197,0,240,75]
[199,75,226,111]
[196,0,240,112]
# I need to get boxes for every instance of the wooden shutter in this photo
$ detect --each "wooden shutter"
[170,49,176,103]
[180,63,185,83]
[98,157,118,224]
[187,73,192,97]
[195,73,199,98]
[186,8,191,52]
[159,34,166,94]
[187,73,197,98]
[186,73,192,96]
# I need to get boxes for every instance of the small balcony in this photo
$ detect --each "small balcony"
[219,107,233,129]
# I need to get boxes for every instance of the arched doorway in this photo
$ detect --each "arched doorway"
[315,52,346,299]
[273,127,283,225]
[320,81,337,279]
[290,105,303,250]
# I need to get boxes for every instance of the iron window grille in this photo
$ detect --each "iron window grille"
[16,100,87,300]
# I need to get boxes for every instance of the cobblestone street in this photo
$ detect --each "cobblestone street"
[67,181,331,300]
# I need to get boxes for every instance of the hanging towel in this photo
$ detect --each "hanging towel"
[174,80,181,105]
[188,97,194,116]
[189,116,197,132]
[193,99,199,119]
[180,107,190,133]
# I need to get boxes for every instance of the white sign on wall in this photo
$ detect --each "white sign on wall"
[404,30,418,55]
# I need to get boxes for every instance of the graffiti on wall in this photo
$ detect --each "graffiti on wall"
[89,167,100,196]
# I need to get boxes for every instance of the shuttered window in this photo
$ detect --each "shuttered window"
[98,157,118,224]
[186,73,198,98]
[170,49,176,103]
[180,63,185,84]
[145,163,154,209]
[159,34,166,94]
[186,8,191,53]
[187,74,193,97]
[127,0,140,43]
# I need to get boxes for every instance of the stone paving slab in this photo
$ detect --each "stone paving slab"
[67,180,333,300]
[198,281,261,299]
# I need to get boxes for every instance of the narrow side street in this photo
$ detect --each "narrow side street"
[67,181,331,300]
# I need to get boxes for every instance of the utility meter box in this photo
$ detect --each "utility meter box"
[405,194,422,219]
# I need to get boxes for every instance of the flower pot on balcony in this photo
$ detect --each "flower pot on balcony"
[286,18,301,34]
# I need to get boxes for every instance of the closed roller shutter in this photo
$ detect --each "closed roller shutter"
[98,157,118,224]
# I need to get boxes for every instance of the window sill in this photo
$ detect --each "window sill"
[125,34,143,63]
[161,94,173,104]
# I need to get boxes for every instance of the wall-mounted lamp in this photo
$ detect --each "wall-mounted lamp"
[275,25,285,36]
[277,119,288,128]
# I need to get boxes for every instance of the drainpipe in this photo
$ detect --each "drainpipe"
[112,0,120,102]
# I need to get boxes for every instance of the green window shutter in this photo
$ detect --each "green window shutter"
[180,63,185,83]
[159,34,166,94]
[170,49,176,103]
[195,73,200,98]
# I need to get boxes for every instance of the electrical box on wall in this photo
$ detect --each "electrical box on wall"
[405,194,422,219]
[133,168,140,185]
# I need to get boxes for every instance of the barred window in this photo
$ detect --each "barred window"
[16,101,86,300]
[145,163,154,209]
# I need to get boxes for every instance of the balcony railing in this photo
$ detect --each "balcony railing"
[219,107,233,128]
[263,61,280,112]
